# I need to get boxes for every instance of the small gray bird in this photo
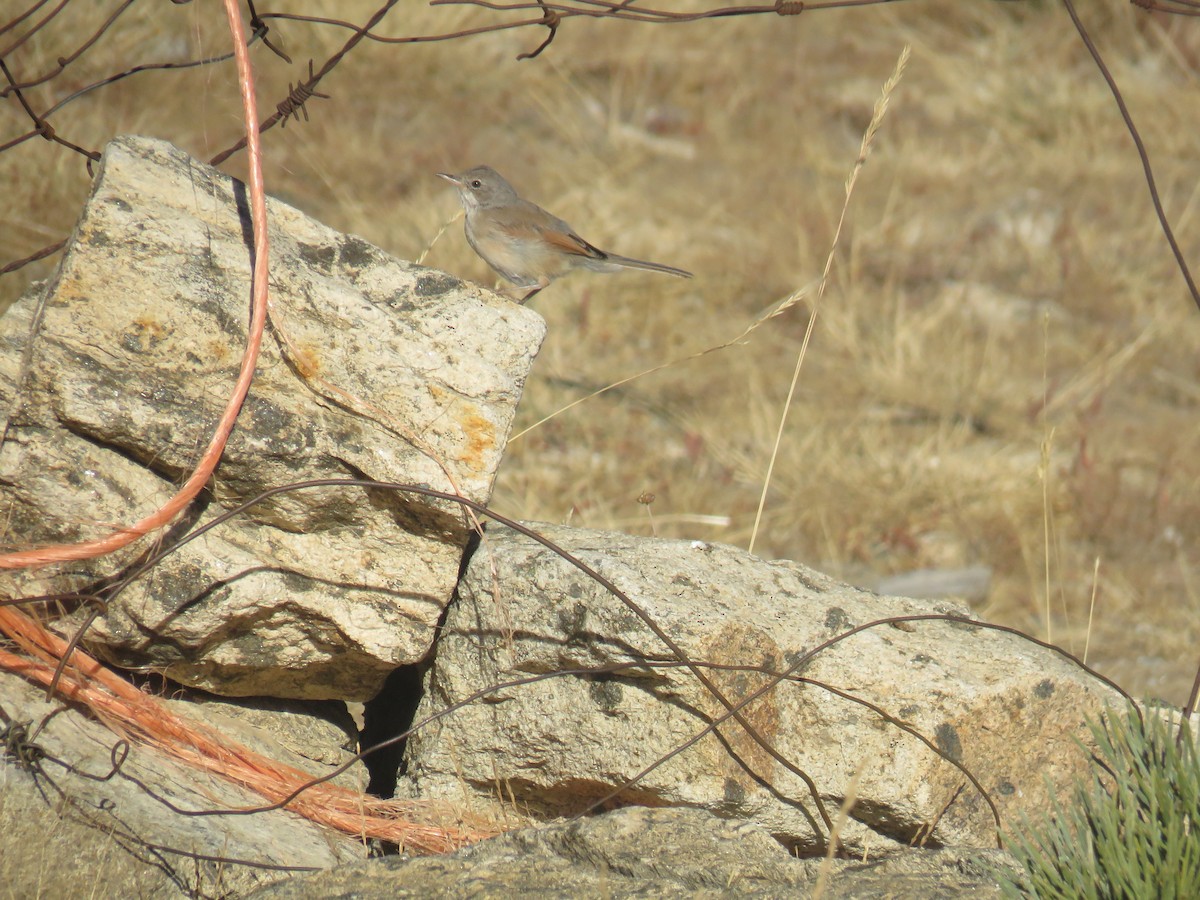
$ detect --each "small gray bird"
[437,165,692,302]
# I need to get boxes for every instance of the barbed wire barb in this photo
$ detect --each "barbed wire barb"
[277,59,328,126]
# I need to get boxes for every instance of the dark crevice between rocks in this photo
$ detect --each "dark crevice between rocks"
[360,527,483,799]
[359,665,424,800]
[358,529,482,857]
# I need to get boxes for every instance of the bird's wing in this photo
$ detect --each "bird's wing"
[500,201,608,260]
[537,225,607,260]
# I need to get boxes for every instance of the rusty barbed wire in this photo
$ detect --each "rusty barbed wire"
[1061,0,1200,313]
[276,59,327,126]
[1,0,897,274]
[4,0,1196,314]
[0,1,136,91]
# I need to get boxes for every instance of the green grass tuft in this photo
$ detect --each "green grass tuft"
[1001,703,1200,899]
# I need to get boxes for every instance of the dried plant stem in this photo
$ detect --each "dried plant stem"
[1084,556,1100,664]
[747,45,910,555]
[811,762,865,899]
[509,277,823,443]
[1040,313,1053,645]
[417,210,461,266]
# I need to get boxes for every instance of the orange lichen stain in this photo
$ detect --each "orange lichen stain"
[701,622,783,791]
[456,405,495,472]
[126,316,171,352]
[47,277,88,306]
[291,343,322,378]
[206,339,232,364]
[133,316,168,339]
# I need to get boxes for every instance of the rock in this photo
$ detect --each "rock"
[0,135,545,700]
[400,524,1124,855]
[866,565,993,605]
[245,805,1023,898]
[166,692,368,792]
[0,670,365,898]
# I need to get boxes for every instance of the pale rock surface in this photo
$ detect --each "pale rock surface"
[402,524,1124,855]
[0,135,545,699]
[166,692,368,792]
[247,805,1023,898]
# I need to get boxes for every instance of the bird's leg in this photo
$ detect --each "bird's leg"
[498,285,531,303]
[517,278,550,305]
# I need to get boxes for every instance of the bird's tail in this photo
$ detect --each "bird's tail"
[599,253,692,279]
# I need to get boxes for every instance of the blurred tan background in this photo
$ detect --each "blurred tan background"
[2,1,1198,703]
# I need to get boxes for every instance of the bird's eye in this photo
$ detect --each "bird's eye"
[470,180,483,188]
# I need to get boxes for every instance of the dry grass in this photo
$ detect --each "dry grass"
[1,1,1198,703]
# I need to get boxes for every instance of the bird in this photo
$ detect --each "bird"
[437,165,692,302]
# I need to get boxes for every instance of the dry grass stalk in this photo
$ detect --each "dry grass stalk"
[749,44,912,554]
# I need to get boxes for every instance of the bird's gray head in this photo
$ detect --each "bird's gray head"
[437,166,520,213]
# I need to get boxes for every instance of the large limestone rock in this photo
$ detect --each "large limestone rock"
[401,524,1124,855]
[0,135,544,699]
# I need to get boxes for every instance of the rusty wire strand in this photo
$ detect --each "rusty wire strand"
[0,0,57,40]
[38,23,272,120]
[1063,0,1200,313]
[1,716,46,770]
[0,0,136,92]
[0,239,65,275]
[0,55,100,163]
[10,474,836,837]
[1132,0,1200,12]
[8,476,1148,851]
[253,10,540,42]
[3,726,321,875]
[914,782,965,848]
[246,0,292,61]
[429,0,882,23]
[0,0,70,56]
[517,0,558,59]
[1181,664,1200,749]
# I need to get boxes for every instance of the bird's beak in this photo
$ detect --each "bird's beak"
[436,172,461,186]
